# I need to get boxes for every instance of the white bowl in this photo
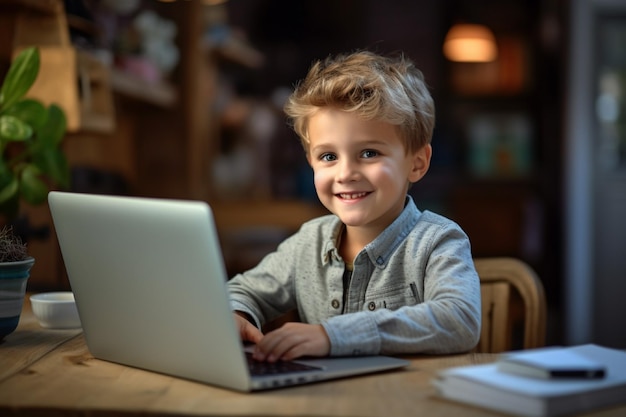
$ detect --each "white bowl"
[30,292,81,329]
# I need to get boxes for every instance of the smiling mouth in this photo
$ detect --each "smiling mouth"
[337,192,369,200]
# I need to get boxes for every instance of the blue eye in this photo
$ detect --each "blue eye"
[362,149,378,158]
[320,153,337,162]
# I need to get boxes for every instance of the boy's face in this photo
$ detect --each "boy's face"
[307,108,431,235]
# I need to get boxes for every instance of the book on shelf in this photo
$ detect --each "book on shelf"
[432,344,626,417]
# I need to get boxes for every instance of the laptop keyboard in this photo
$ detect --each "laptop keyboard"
[245,352,322,376]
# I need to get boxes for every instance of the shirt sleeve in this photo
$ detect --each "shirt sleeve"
[227,232,301,329]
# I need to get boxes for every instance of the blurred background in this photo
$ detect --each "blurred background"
[1,0,624,349]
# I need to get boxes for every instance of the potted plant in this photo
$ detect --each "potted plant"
[0,225,34,339]
[0,46,70,338]
[0,46,70,220]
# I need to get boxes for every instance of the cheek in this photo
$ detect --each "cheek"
[312,167,332,191]
[368,164,399,186]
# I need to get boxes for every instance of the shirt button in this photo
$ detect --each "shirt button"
[368,301,376,311]
[331,299,340,309]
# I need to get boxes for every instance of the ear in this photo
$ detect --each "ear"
[407,144,432,183]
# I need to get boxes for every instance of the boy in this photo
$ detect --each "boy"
[229,50,481,362]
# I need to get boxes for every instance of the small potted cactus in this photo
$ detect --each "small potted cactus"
[0,225,35,339]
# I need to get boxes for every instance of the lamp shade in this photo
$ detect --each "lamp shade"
[443,24,498,62]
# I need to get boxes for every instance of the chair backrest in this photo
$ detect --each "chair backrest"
[473,257,547,353]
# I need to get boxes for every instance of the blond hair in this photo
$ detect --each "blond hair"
[284,50,435,154]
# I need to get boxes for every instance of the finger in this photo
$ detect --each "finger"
[234,314,264,344]
[267,328,321,362]
[254,328,297,362]
[243,322,264,344]
[278,325,330,360]
[278,336,323,361]
[253,330,282,361]
[278,343,306,361]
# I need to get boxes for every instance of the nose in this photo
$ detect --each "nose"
[336,158,360,182]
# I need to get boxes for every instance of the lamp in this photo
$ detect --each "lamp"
[443,24,498,62]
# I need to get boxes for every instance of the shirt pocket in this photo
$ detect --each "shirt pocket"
[365,283,421,311]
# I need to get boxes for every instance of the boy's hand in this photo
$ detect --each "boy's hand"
[253,322,330,362]
[234,312,263,344]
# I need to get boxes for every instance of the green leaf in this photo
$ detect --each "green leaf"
[19,164,48,205]
[0,163,19,218]
[36,104,66,147]
[0,176,19,204]
[3,99,47,130]
[0,158,10,179]
[33,148,70,188]
[0,114,33,141]
[0,47,40,111]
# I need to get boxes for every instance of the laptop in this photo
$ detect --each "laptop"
[48,191,409,392]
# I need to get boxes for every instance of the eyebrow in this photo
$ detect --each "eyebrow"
[310,139,391,153]
[361,139,392,148]
[309,144,332,155]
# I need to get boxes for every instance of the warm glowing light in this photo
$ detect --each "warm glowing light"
[157,0,229,3]
[443,24,498,63]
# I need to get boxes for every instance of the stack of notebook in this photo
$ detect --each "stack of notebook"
[433,344,626,417]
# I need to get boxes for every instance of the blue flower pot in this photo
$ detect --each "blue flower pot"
[0,257,35,340]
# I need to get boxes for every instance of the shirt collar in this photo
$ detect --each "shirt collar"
[321,196,422,268]
[363,196,421,269]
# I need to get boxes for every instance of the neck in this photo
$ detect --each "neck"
[338,225,379,264]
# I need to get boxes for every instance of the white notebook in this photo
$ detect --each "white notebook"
[497,346,606,379]
[433,344,626,417]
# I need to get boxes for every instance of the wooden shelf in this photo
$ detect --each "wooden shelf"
[110,69,178,107]
[0,0,61,14]
[203,34,264,69]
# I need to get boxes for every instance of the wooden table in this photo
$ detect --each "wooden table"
[1,297,625,417]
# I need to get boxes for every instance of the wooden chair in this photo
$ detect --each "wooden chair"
[474,257,547,353]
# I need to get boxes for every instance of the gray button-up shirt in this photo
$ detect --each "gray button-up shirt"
[228,196,481,356]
